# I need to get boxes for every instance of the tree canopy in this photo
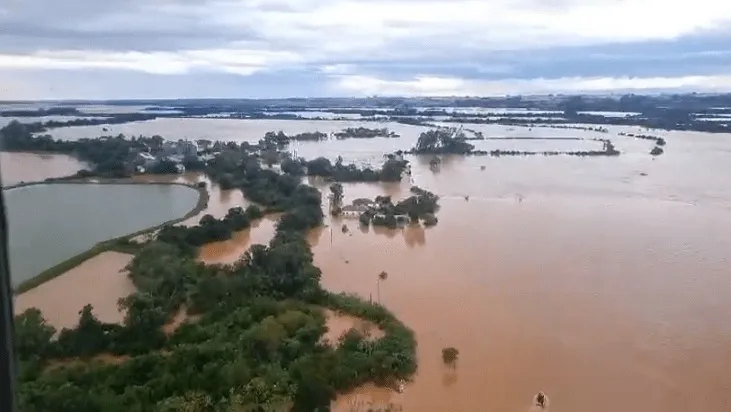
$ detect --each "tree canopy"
[14,152,417,411]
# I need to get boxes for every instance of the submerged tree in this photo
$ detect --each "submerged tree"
[442,347,459,366]
[377,271,388,303]
[330,183,344,216]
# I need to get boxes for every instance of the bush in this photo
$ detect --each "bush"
[442,347,459,364]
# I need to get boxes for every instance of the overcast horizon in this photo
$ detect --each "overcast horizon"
[2,0,731,100]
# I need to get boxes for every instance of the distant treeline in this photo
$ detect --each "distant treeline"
[405,127,621,157]
[4,93,731,134]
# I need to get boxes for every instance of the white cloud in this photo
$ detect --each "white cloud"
[332,73,731,96]
[319,64,357,74]
[0,49,303,75]
[5,0,731,71]
[2,0,731,98]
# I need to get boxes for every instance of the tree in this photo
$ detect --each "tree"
[329,183,344,215]
[14,308,56,360]
[377,271,388,303]
[442,347,459,365]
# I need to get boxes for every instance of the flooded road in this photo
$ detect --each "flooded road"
[7,120,731,411]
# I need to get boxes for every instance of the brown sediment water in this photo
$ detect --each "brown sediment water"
[9,122,731,411]
[314,128,731,412]
[321,309,385,346]
[13,251,135,330]
[0,151,87,186]
[197,214,280,264]
[319,193,731,412]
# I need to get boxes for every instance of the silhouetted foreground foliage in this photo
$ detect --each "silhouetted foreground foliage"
[14,155,417,411]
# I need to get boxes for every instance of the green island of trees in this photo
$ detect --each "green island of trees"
[407,127,621,157]
[14,156,418,411]
[358,186,440,229]
[334,127,400,139]
[302,155,408,183]
[409,128,475,155]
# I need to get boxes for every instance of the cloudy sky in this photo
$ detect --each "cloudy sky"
[1,0,731,99]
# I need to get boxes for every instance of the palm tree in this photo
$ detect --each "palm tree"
[377,271,388,303]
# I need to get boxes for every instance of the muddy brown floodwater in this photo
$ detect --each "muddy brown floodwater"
[195,129,731,412]
[6,124,731,411]
[0,151,87,187]
[14,252,135,330]
[312,131,731,412]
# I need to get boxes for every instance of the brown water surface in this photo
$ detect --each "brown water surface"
[198,215,280,264]
[322,309,385,346]
[11,120,731,411]
[0,151,86,186]
[14,251,135,330]
[313,128,731,412]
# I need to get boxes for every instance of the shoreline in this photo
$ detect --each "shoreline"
[12,176,209,294]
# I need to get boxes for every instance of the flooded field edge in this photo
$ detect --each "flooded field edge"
[11,179,208,294]
[14,251,136,330]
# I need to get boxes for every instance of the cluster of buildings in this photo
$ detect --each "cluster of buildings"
[134,139,218,174]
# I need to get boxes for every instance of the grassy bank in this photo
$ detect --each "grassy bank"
[12,179,209,294]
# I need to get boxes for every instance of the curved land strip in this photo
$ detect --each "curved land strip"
[10,179,208,293]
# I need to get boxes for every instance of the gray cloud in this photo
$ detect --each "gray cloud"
[0,0,263,52]
[2,0,731,98]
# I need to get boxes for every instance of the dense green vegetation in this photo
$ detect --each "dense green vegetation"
[410,128,475,155]
[14,155,417,411]
[1,122,411,184]
[408,127,620,157]
[0,121,152,177]
[333,127,399,139]
[359,186,440,229]
[156,205,263,253]
[302,156,408,183]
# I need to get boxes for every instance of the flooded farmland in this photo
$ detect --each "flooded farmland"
[5,117,731,411]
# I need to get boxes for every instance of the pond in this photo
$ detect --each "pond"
[4,183,200,286]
